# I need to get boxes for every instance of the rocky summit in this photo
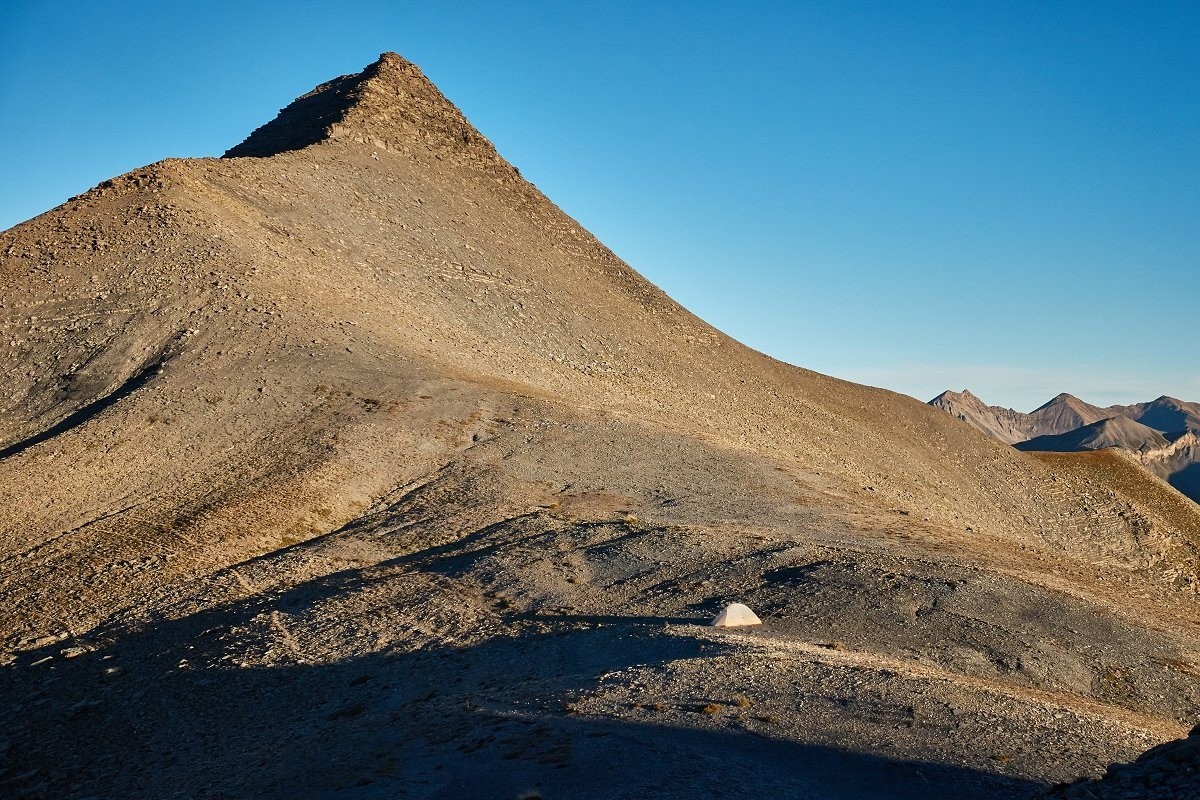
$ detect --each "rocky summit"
[2,54,1198,799]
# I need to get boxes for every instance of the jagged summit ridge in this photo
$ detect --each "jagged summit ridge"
[224,52,500,162]
[930,388,981,403]
[927,389,1030,444]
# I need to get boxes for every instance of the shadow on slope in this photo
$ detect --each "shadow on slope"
[223,72,366,158]
[0,338,177,461]
[0,570,1042,800]
[1170,463,1200,506]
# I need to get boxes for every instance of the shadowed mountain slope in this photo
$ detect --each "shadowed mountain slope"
[3,54,1199,799]
[1108,396,1200,436]
[1044,722,1200,799]
[1015,416,1169,455]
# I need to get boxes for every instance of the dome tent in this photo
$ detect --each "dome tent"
[710,603,762,627]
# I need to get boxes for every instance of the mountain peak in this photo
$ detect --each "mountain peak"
[1033,392,1095,414]
[1151,395,1185,407]
[224,52,499,163]
[1029,392,1109,430]
[930,388,980,404]
[927,389,1030,444]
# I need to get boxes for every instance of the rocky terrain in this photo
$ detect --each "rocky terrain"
[932,390,1200,505]
[1044,723,1200,799]
[2,54,1198,799]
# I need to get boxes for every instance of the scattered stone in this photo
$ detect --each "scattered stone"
[1043,724,1200,799]
[68,699,103,718]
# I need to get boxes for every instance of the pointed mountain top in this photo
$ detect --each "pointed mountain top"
[1033,392,1103,415]
[1037,392,1080,408]
[1027,393,1110,436]
[224,52,499,163]
[930,389,981,405]
[926,389,1031,444]
[1150,395,1187,407]
[1124,395,1200,435]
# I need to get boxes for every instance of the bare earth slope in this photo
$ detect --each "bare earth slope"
[2,54,1199,799]
[1018,423,1200,507]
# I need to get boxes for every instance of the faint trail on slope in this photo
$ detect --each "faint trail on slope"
[0,335,182,461]
[701,628,1187,740]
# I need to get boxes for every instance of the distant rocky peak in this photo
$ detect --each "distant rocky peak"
[1027,392,1109,430]
[927,388,1030,444]
[930,388,983,407]
[1035,392,1085,411]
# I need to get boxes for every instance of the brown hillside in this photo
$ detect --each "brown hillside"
[2,53,1198,799]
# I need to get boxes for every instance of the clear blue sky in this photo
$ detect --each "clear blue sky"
[2,1,1196,410]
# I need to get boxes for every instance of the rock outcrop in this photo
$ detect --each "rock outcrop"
[1044,723,1200,799]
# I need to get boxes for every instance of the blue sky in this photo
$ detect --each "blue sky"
[2,1,1196,410]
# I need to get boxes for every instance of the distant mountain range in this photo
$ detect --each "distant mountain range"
[930,390,1200,503]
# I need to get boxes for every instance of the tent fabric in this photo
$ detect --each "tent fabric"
[710,603,762,627]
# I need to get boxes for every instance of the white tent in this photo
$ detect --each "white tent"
[710,603,762,627]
